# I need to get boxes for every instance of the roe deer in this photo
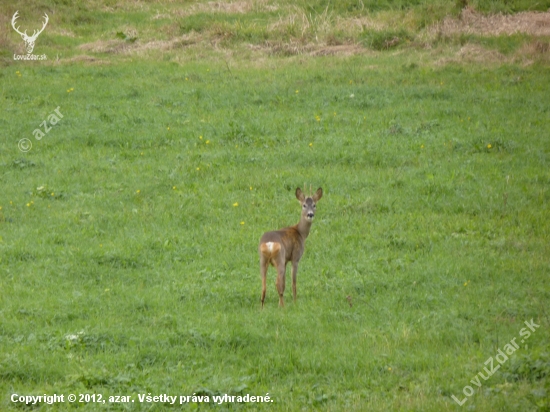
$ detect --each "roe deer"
[259,187,323,308]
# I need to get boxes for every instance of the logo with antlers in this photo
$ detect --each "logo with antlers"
[11,11,49,54]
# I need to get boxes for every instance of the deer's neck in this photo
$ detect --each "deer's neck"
[296,218,313,240]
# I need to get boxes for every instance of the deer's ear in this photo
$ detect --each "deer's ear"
[295,187,305,202]
[313,187,323,202]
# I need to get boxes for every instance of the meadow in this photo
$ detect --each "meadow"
[1,0,550,410]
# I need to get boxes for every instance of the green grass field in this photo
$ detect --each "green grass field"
[1,0,550,411]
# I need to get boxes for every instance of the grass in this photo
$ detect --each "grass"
[1,0,550,411]
[2,0,550,62]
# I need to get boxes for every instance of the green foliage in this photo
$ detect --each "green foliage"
[506,351,550,382]
[470,0,550,13]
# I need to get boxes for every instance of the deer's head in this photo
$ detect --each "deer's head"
[296,186,323,222]
[12,11,49,54]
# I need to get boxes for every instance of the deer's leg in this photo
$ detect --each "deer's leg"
[260,256,268,308]
[275,260,286,307]
[291,261,299,303]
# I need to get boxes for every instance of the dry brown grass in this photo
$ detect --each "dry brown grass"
[130,34,200,55]
[78,32,200,56]
[335,15,385,33]
[245,40,367,57]
[425,8,550,65]
[268,5,335,39]
[434,44,508,65]
[177,0,278,17]
[434,39,550,67]
[79,39,130,54]
[517,39,550,63]
[309,44,367,56]
[49,28,77,37]
[434,8,550,36]
[7,1,548,65]
[60,55,111,65]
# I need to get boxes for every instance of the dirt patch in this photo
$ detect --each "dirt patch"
[436,8,550,37]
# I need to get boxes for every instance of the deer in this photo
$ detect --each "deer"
[259,186,323,308]
[11,11,49,54]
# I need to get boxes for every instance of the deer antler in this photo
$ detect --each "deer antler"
[11,11,27,37]
[11,11,49,40]
[30,13,49,40]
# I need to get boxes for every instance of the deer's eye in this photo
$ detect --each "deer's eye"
[303,204,306,208]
